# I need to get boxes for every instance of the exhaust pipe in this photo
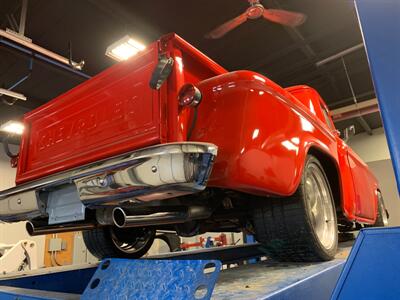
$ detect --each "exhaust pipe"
[112,206,211,228]
[26,221,97,236]
[112,208,187,228]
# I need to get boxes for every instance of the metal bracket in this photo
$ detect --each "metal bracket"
[82,259,221,300]
[46,185,86,225]
[68,41,85,70]
[2,134,19,161]
[149,55,174,90]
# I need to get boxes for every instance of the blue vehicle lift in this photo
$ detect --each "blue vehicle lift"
[355,0,400,193]
[0,243,348,300]
[0,0,399,299]
[1,228,399,299]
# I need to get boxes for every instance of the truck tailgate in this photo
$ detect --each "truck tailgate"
[16,43,161,184]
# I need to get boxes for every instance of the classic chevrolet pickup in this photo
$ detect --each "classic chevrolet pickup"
[0,34,388,261]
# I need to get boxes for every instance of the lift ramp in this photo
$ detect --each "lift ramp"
[0,242,352,300]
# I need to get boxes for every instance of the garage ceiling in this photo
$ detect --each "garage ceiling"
[0,0,381,143]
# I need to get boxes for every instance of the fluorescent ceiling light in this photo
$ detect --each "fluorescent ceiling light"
[0,121,24,135]
[0,88,26,101]
[105,35,146,61]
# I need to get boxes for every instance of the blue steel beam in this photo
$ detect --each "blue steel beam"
[355,0,400,193]
[332,227,400,299]
[0,266,96,294]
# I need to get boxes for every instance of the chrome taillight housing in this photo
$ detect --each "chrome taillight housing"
[178,83,202,107]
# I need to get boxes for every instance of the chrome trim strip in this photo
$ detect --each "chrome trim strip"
[0,143,217,199]
[0,142,217,221]
[75,143,216,204]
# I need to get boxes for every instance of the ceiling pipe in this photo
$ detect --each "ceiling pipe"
[332,104,379,122]
[316,43,364,67]
[322,49,375,135]
[0,29,90,79]
[331,98,379,122]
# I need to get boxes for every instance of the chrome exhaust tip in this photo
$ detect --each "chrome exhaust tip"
[112,207,188,228]
[113,207,129,228]
[26,221,35,236]
[26,220,97,236]
[112,206,213,229]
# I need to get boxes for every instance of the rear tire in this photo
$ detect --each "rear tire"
[156,233,181,252]
[253,155,338,262]
[83,226,155,259]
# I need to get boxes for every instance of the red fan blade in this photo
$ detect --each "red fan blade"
[205,12,248,39]
[263,9,307,27]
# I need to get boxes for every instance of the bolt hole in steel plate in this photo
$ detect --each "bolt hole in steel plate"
[101,260,111,270]
[90,278,100,289]
[203,262,216,275]
[194,285,208,299]
[81,259,221,299]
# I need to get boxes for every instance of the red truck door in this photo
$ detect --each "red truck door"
[346,148,376,221]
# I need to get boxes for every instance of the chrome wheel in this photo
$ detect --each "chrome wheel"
[378,192,389,227]
[252,155,337,261]
[110,228,155,254]
[304,163,336,250]
[381,202,389,226]
[83,226,155,259]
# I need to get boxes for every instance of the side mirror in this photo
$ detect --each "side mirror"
[343,125,356,142]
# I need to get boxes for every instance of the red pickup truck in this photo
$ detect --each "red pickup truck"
[0,34,388,261]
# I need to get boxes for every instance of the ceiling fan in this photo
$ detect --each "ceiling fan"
[205,0,307,39]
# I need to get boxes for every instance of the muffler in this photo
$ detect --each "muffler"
[26,221,97,236]
[112,206,211,228]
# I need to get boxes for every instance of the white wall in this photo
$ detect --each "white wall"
[0,145,45,267]
[347,127,400,225]
[347,127,391,162]
[368,160,400,225]
[0,145,17,190]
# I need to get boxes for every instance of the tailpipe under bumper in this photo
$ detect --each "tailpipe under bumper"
[112,206,211,228]
[26,221,97,236]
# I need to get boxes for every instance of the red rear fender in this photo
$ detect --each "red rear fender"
[192,71,339,197]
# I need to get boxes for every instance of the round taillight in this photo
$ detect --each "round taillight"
[178,83,202,107]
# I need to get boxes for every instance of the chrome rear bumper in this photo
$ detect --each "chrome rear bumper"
[0,143,217,222]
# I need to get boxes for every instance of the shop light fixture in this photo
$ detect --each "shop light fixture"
[0,120,24,135]
[105,35,146,61]
[0,88,27,101]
